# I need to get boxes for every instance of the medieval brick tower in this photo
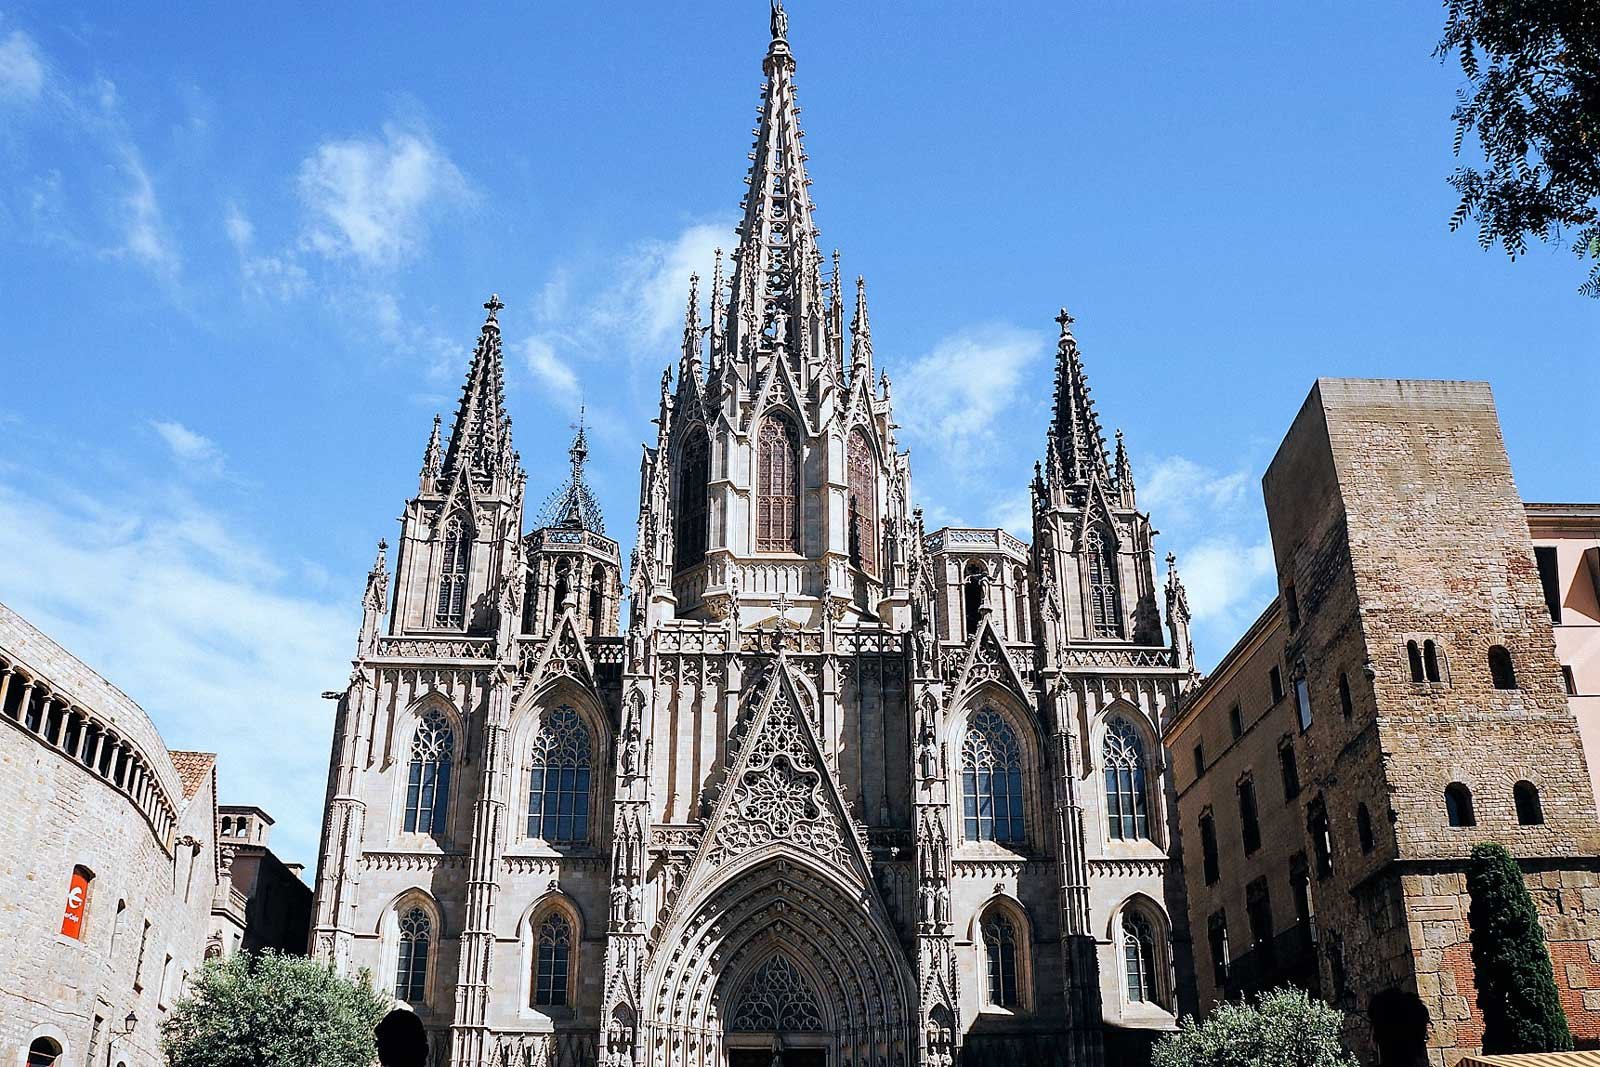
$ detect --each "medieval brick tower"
[310,7,1196,1066]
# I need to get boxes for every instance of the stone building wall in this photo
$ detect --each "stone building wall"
[1170,378,1600,1067]
[0,601,236,1067]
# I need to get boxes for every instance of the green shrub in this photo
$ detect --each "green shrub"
[160,950,390,1067]
[1152,986,1357,1067]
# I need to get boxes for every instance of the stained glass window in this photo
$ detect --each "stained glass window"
[756,415,798,553]
[1104,718,1150,841]
[847,429,877,575]
[1123,911,1158,1004]
[404,709,453,834]
[962,709,1026,844]
[674,430,709,569]
[1086,524,1122,638]
[527,706,592,842]
[395,906,431,1002]
[533,912,572,1006]
[434,514,471,627]
[983,913,1020,1007]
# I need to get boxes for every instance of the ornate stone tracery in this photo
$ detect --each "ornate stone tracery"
[729,954,825,1032]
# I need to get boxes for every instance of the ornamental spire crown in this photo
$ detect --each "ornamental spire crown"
[440,294,516,489]
[722,0,825,376]
[1048,307,1112,487]
[537,410,606,535]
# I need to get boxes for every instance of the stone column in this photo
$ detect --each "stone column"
[451,672,515,1067]
[1048,681,1104,1067]
[310,673,372,973]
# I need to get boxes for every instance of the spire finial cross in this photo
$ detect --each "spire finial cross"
[484,293,505,320]
[1055,306,1074,331]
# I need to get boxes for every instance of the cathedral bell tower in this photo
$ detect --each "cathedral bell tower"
[523,419,622,642]
[390,295,527,639]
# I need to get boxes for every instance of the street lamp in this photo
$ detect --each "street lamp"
[123,1011,137,1035]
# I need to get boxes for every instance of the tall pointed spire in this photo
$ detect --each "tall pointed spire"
[421,413,443,486]
[723,0,824,371]
[1048,307,1111,485]
[441,294,514,487]
[850,274,873,383]
[680,271,703,386]
[538,408,605,534]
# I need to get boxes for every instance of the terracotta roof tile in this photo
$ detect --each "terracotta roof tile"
[168,750,216,799]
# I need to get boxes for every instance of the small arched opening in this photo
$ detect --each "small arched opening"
[375,1008,429,1067]
[1489,645,1517,690]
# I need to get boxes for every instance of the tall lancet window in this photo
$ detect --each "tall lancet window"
[434,514,471,628]
[962,708,1026,845]
[674,429,709,570]
[1104,717,1150,841]
[588,564,606,636]
[756,414,799,553]
[982,912,1021,1008]
[847,429,878,575]
[1085,523,1123,638]
[394,906,431,1003]
[527,706,592,843]
[533,912,573,1007]
[403,710,453,834]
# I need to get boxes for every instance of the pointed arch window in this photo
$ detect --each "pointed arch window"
[553,559,572,614]
[394,906,431,1003]
[964,564,986,637]
[756,414,799,553]
[533,912,572,1007]
[847,429,878,575]
[1104,717,1150,841]
[527,706,592,842]
[588,564,606,635]
[404,709,454,834]
[982,912,1020,1008]
[1013,568,1029,643]
[1123,911,1159,1005]
[961,708,1026,845]
[434,514,471,628]
[674,429,710,570]
[1086,523,1123,638]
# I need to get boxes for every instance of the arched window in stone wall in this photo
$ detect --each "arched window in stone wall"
[27,1038,62,1067]
[1489,645,1518,690]
[1445,782,1476,828]
[404,709,454,835]
[1515,780,1544,825]
[588,564,606,635]
[982,911,1022,1008]
[847,429,877,575]
[1085,523,1123,638]
[674,428,710,570]
[961,708,1025,845]
[533,911,574,1007]
[1122,910,1160,1006]
[1013,567,1029,643]
[756,414,799,553]
[434,513,471,628]
[1103,717,1150,841]
[527,706,593,842]
[394,906,432,1003]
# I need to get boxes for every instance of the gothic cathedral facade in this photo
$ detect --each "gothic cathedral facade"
[311,8,1199,1066]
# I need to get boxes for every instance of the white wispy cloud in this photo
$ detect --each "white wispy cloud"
[297,122,470,268]
[0,475,353,872]
[522,336,580,400]
[112,139,180,276]
[224,202,308,301]
[150,419,225,477]
[0,28,45,103]
[1137,451,1278,665]
[896,324,1048,473]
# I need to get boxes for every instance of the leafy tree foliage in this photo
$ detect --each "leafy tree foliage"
[1467,842,1574,1054]
[160,950,390,1067]
[1437,1,1600,295]
[1151,987,1358,1067]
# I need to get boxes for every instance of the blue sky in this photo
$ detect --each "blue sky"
[1,3,1595,869]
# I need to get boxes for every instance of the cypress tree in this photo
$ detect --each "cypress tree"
[1466,842,1573,1054]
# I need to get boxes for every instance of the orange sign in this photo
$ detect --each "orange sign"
[61,869,89,939]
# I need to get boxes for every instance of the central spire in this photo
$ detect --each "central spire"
[723,0,825,374]
[1048,308,1112,486]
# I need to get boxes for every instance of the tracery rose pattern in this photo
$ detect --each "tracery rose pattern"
[707,689,850,870]
[729,954,824,1032]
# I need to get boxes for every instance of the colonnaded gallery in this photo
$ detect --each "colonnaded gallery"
[310,6,1200,1066]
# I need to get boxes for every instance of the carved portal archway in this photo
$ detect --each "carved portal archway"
[643,857,915,1067]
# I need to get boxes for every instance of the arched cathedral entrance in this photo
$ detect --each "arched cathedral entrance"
[642,856,915,1067]
[722,953,828,1067]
